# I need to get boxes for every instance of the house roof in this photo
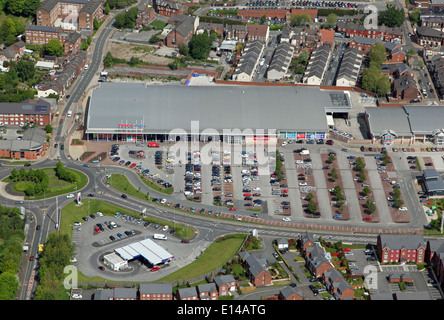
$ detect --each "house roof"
[379,234,425,250]
[139,283,172,294]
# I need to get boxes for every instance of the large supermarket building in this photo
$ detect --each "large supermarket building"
[85,83,352,144]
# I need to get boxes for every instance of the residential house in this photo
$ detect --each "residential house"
[139,283,173,300]
[304,243,333,278]
[276,238,289,251]
[225,24,248,44]
[93,288,138,300]
[416,26,444,47]
[322,268,354,300]
[384,42,406,63]
[348,35,382,54]
[232,40,264,81]
[427,239,444,291]
[25,25,82,54]
[377,234,426,264]
[176,287,199,300]
[318,28,334,45]
[289,8,318,21]
[303,43,331,85]
[246,24,269,44]
[213,275,237,296]
[197,22,224,37]
[392,73,421,101]
[136,1,156,28]
[239,251,272,287]
[197,283,218,300]
[266,41,294,81]
[0,41,27,62]
[300,231,316,254]
[420,7,444,31]
[335,47,364,87]
[278,286,304,300]
[336,21,403,43]
[154,0,185,17]
[387,273,414,283]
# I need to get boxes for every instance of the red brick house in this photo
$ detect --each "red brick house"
[305,244,333,278]
[290,8,318,21]
[246,24,269,44]
[197,283,218,300]
[78,0,105,31]
[348,36,382,54]
[154,0,185,17]
[427,239,444,291]
[0,41,27,62]
[176,287,199,300]
[239,251,272,287]
[377,234,426,264]
[278,286,304,300]
[213,275,237,296]
[136,1,155,28]
[392,73,421,101]
[322,268,354,300]
[139,283,173,300]
[336,21,403,43]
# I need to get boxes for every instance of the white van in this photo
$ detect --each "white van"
[300,150,310,155]
[67,111,72,117]
[153,234,167,240]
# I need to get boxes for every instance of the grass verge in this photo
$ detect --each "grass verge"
[158,234,246,282]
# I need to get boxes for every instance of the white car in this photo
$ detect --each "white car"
[281,141,288,147]
[67,194,75,198]
[162,225,169,232]
[72,294,82,299]
[296,160,304,164]
[96,212,103,216]
[399,207,408,211]
[282,217,291,222]
[299,182,307,186]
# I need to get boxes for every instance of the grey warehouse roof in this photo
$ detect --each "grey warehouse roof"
[86,83,352,135]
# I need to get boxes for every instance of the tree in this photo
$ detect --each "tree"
[307,199,318,213]
[149,35,161,44]
[0,18,17,46]
[328,154,336,163]
[5,0,26,16]
[325,13,338,28]
[45,39,64,57]
[355,157,365,171]
[178,43,189,56]
[16,57,36,83]
[104,51,114,68]
[22,0,41,18]
[392,187,401,200]
[330,168,338,181]
[359,170,367,182]
[378,5,405,28]
[290,13,312,26]
[368,43,387,67]
[114,12,126,28]
[104,3,111,14]
[362,186,371,196]
[361,65,381,93]
[366,199,376,213]
[44,124,53,133]
[188,32,212,60]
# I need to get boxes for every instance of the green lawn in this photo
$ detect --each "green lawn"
[2,167,88,199]
[158,234,246,282]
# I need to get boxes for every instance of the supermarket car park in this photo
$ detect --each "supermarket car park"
[91,135,437,230]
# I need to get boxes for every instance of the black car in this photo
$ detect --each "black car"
[125,161,131,166]
[89,214,96,219]
[24,163,31,167]
[87,193,94,197]
[121,194,127,199]
[82,216,88,221]
[60,144,64,150]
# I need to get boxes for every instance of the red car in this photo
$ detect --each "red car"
[229,207,236,211]
[29,256,34,261]
[151,266,160,272]
[243,193,251,197]
[343,247,351,252]
[181,239,190,243]
[326,140,334,145]
[282,189,288,193]
[130,163,137,168]
[94,227,101,233]
[363,217,372,221]
[253,193,261,197]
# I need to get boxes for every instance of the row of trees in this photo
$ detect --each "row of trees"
[33,233,75,300]
[114,6,138,29]
[0,16,26,46]
[0,206,24,300]
[55,161,77,184]
[361,43,391,96]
